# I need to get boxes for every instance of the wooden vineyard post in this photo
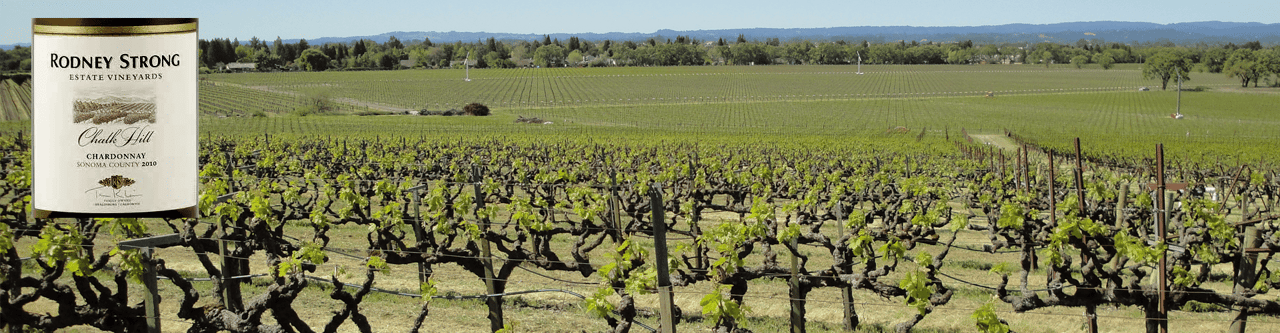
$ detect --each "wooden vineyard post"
[214,192,242,312]
[219,220,242,312]
[1229,226,1262,333]
[1073,139,1087,216]
[685,157,706,270]
[1161,191,1174,333]
[1116,185,1129,230]
[1043,151,1057,272]
[834,203,858,331]
[1022,144,1031,193]
[407,183,429,285]
[989,147,995,173]
[999,151,1005,178]
[119,234,181,333]
[1018,147,1029,190]
[904,156,911,178]
[474,168,503,332]
[1074,139,1098,333]
[610,171,623,243]
[1047,151,1056,274]
[142,248,160,333]
[651,183,676,333]
[1242,193,1252,224]
[790,233,805,333]
[1147,144,1179,333]
[1016,147,1024,191]
[1036,164,1044,195]
[1227,192,1280,333]
[225,151,235,193]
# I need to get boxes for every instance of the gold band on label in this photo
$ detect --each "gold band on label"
[33,22,197,35]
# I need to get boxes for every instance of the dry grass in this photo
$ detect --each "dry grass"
[1214,86,1280,95]
[10,209,1280,333]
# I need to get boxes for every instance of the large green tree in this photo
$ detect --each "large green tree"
[1200,48,1230,73]
[1037,50,1055,68]
[1142,50,1192,90]
[352,40,368,57]
[1091,52,1115,70]
[509,45,529,64]
[533,44,566,67]
[809,43,847,64]
[1267,49,1280,83]
[566,50,584,65]
[1222,49,1276,87]
[296,48,330,71]
[377,52,398,69]
[483,52,515,68]
[729,42,770,65]
[781,42,811,65]
[256,54,283,70]
[976,44,1001,59]
[1071,55,1089,69]
[0,46,32,71]
[947,48,976,64]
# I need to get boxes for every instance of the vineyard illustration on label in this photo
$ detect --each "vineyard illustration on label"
[72,94,157,125]
[85,175,142,199]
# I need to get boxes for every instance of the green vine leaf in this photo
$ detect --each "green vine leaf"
[900,270,933,315]
[367,254,390,275]
[972,302,1010,333]
[584,287,616,319]
[700,284,750,328]
[420,279,439,301]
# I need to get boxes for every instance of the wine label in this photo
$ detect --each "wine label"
[32,19,198,217]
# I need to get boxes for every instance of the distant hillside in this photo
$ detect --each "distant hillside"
[0,43,30,50]
[280,21,1280,46]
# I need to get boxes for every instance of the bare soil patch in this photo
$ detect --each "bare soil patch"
[1214,86,1280,95]
[233,83,416,113]
[967,134,1021,151]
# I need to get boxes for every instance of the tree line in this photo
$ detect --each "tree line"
[2,36,1279,88]
[194,35,1279,83]
[1139,42,1280,89]
[0,46,31,72]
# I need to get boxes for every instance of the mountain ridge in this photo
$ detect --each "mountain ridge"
[273,21,1280,46]
[4,21,1279,50]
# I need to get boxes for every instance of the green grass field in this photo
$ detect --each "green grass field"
[190,64,1280,163]
[9,63,1272,158]
[204,64,1178,112]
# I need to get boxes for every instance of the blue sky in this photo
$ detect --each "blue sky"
[5,0,1279,45]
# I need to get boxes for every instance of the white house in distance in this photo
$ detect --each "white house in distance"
[448,59,478,68]
[224,62,256,72]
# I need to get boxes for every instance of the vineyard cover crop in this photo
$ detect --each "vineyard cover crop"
[198,64,1280,162]
[0,78,31,121]
[205,65,1177,112]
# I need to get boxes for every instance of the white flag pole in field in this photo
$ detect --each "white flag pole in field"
[857,51,864,75]
[1174,71,1183,119]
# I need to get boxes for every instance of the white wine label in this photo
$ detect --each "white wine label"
[33,21,197,217]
